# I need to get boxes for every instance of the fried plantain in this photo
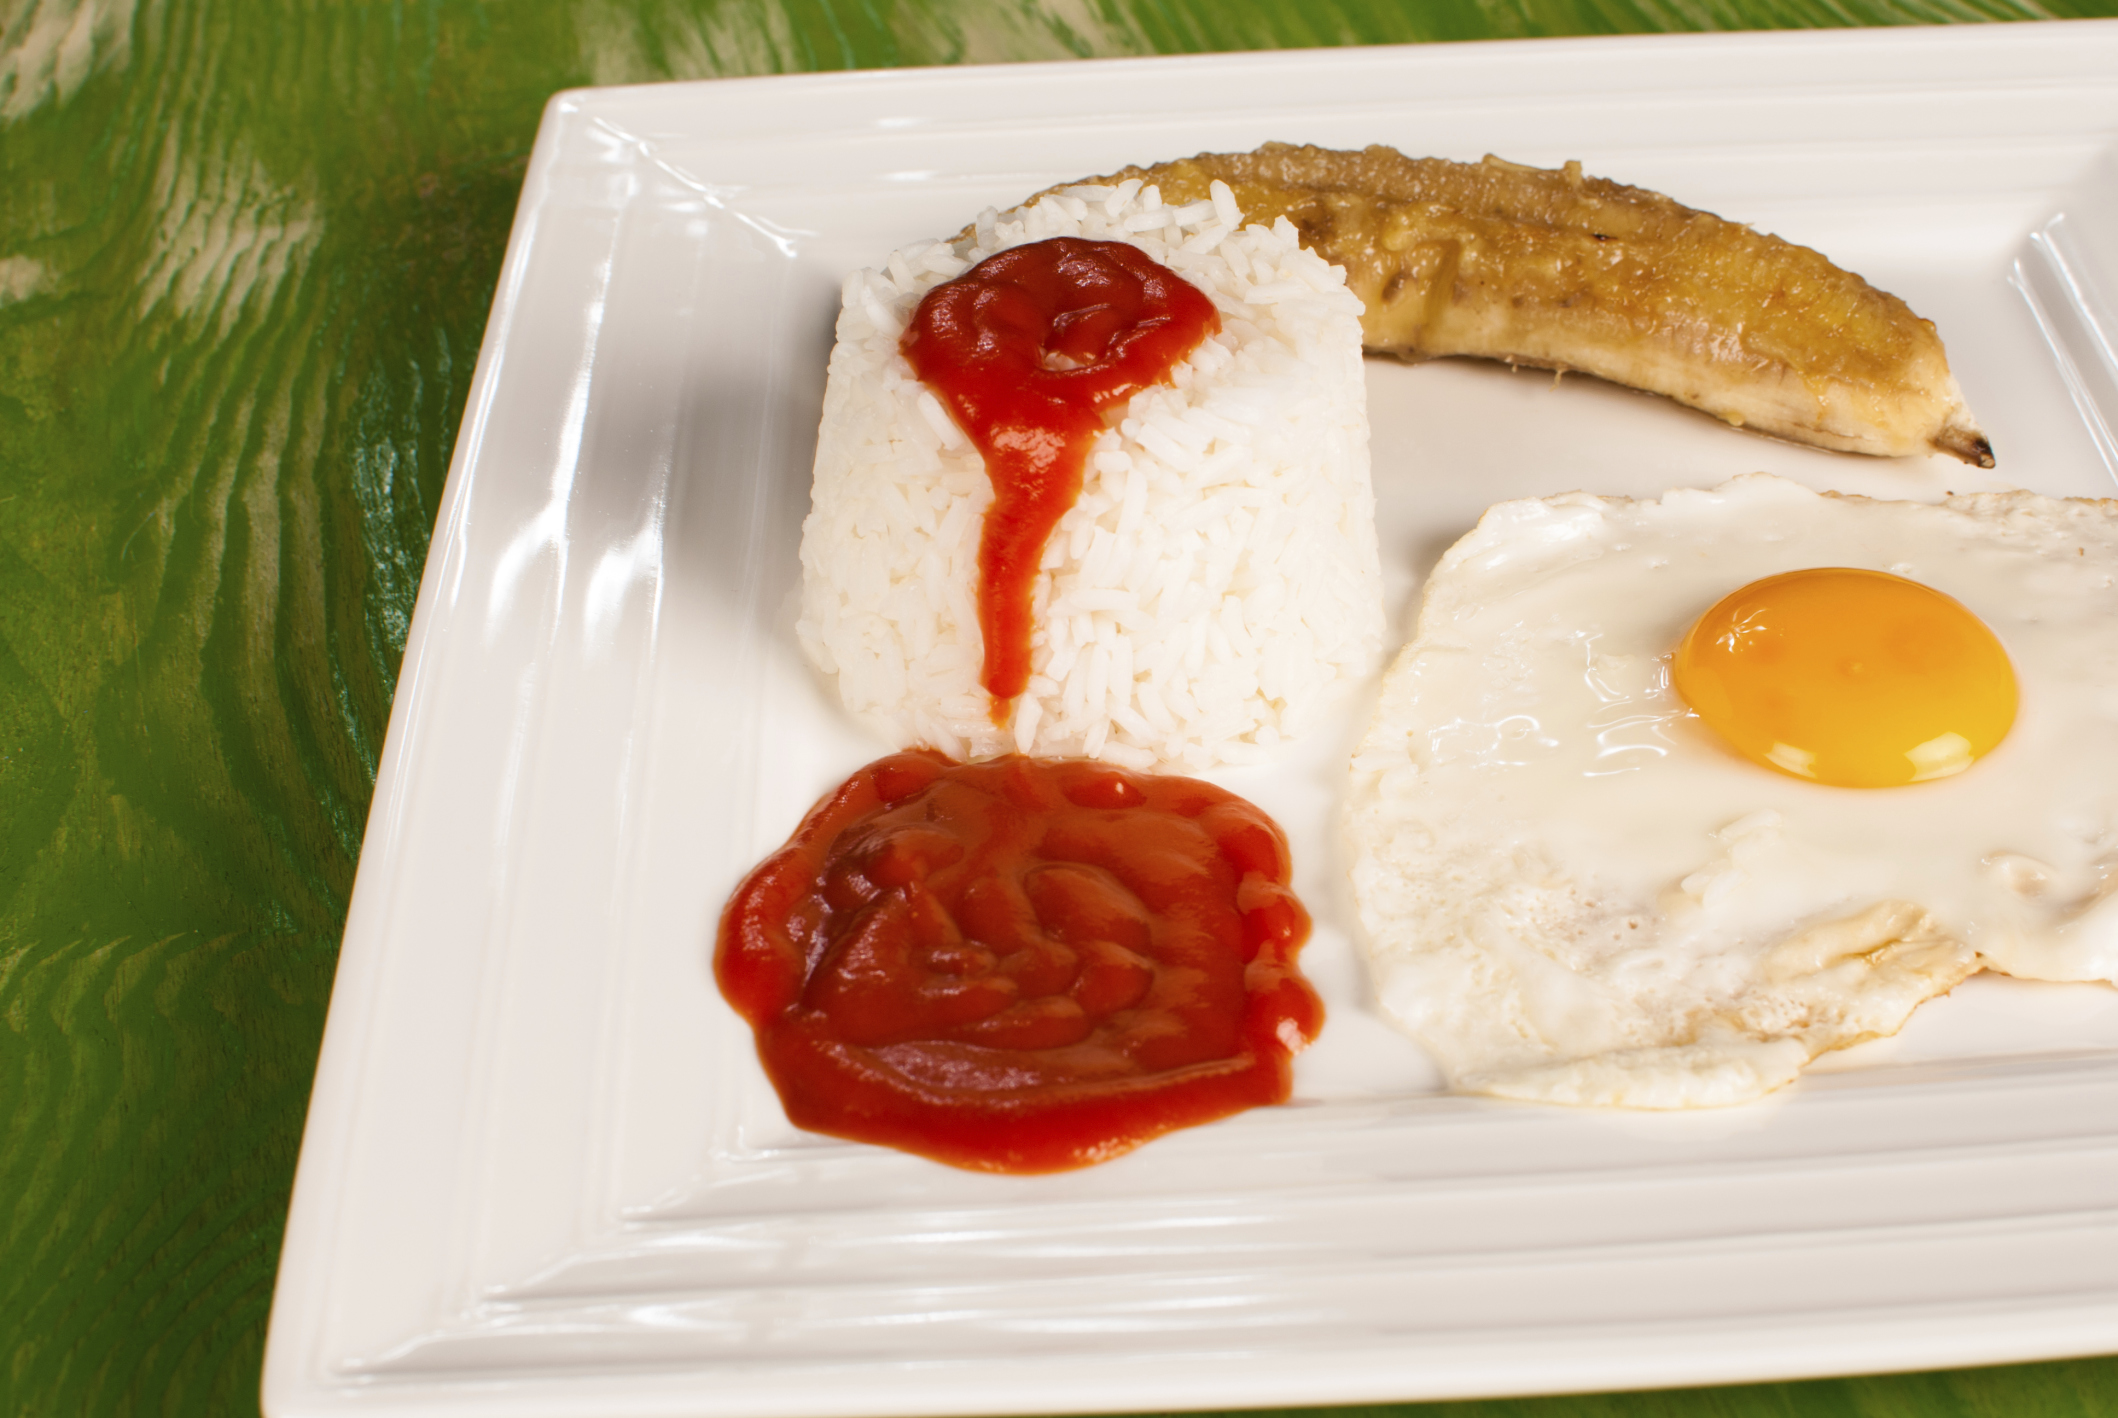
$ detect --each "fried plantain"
[1068,144,1992,467]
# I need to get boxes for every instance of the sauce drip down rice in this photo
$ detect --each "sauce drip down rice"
[901,238,1220,723]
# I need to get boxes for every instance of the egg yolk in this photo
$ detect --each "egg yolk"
[1672,567,2016,788]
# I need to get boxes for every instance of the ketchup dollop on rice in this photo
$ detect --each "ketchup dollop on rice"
[901,238,1219,725]
[714,751,1320,1173]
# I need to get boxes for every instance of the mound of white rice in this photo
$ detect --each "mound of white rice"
[796,179,1384,770]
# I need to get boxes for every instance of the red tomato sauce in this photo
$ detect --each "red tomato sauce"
[900,238,1220,724]
[715,751,1321,1173]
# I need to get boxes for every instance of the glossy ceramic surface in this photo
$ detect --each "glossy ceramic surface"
[264,24,2118,1418]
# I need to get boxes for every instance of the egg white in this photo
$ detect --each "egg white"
[1345,473,2118,1108]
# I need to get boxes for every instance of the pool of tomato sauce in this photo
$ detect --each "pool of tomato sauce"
[899,236,1219,725]
[715,752,1322,1174]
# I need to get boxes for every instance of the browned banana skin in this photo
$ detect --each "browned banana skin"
[1076,145,1993,467]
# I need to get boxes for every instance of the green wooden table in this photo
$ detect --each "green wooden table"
[4,1,2117,1414]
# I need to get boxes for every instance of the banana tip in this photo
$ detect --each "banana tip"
[1934,424,1996,469]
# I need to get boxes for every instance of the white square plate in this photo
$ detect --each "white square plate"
[267,24,2118,1418]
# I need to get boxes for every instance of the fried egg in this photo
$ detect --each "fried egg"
[1345,473,2118,1108]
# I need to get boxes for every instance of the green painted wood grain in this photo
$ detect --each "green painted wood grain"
[2,0,2116,1414]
